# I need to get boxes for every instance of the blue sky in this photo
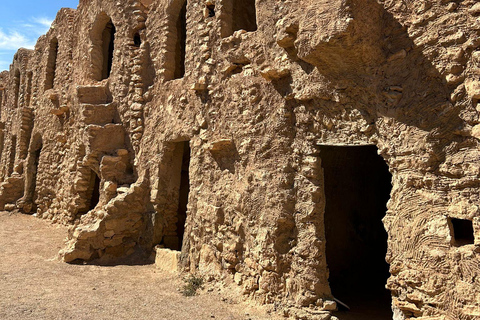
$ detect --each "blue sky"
[0,0,79,71]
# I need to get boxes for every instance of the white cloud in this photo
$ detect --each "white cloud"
[0,16,55,70]
[31,17,53,34]
[0,29,35,50]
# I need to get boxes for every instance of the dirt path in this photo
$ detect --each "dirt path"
[0,212,280,320]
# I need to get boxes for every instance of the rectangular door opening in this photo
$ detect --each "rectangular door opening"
[320,145,392,320]
[31,145,42,206]
[162,141,190,251]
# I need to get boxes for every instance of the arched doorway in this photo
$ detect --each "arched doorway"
[90,13,116,81]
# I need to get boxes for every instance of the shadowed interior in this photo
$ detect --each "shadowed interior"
[102,19,116,80]
[449,218,474,247]
[161,141,190,251]
[232,0,257,33]
[87,171,101,212]
[321,145,392,320]
[31,145,42,206]
[174,1,187,79]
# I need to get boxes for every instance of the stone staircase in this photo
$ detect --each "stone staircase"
[60,85,150,262]
[76,85,126,157]
[70,85,133,218]
[62,178,149,263]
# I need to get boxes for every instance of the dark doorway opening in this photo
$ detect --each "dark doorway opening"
[102,19,116,80]
[163,141,190,251]
[176,141,190,250]
[88,170,101,211]
[174,1,187,79]
[31,145,42,205]
[320,145,392,320]
[232,0,257,33]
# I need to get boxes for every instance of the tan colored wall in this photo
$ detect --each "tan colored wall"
[0,0,480,319]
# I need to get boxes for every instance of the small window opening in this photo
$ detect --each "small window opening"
[163,141,190,251]
[233,0,257,33]
[45,38,58,90]
[207,4,215,17]
[133,33,142,47]
[449,218,475,246]
[102,19,116,80]
[322,145,393,319]
[173,1,187,79]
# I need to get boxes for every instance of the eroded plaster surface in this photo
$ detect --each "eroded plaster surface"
[0,0,480,319]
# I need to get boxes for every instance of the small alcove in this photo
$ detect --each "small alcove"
[449,217,475,247]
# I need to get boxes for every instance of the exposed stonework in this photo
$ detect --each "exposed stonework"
[1,0,480,319]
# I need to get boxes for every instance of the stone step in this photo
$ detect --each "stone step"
[86,124,126,154]
[80,103,116,125]
[76,85,110,104]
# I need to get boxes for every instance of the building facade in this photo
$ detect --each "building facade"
[0,0,479,319]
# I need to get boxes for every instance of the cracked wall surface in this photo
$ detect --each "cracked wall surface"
[0,0,480,319]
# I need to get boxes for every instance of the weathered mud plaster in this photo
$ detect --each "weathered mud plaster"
[1,0,480,319]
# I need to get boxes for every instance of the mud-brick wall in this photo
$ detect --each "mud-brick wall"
[0,49,34,210]
[0,0,480,319]
[139,0,339,314]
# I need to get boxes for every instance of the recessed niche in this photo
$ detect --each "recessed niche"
[207,4,215,17]
[449,217,475,247]
[133,33,141,47]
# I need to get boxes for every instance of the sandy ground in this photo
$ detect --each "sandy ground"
[0,212,281,320]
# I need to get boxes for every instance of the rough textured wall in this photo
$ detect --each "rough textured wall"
[0,0,479,319]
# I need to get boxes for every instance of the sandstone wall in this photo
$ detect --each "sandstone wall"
[0,0,479,319]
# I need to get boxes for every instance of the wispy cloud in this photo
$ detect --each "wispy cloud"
[31,17,53,34]
[0,16,54,71]
[0,29,35,50]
